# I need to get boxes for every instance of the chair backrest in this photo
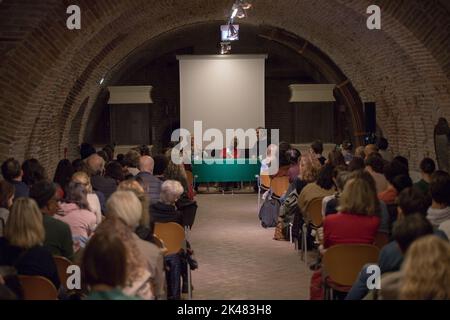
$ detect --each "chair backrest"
[305,198,323,227]
[53,256,72,290]
[154,222,185,255]
[18,275,58,300]
[271,176,290,198]
[152,235,169,256]
[260,174,271,189]
[373,232,390,250]
[186,170,194,187]
[322,244,380,286]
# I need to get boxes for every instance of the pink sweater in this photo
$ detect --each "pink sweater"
[56,202,97,251]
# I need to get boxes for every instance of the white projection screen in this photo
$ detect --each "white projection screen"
[177,55,266,136]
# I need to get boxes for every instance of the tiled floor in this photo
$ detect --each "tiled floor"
[189,194,313,300]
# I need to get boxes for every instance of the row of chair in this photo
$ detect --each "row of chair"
[18,222,192,300]
[299,197,390,299]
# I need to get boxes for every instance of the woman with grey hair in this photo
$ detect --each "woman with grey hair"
[150,180,184,225]
[150,180,197,299]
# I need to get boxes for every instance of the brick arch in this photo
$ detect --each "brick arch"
[68,97,89,160]
[0,0,449,173]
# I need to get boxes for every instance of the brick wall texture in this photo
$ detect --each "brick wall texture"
[0,0,449,174]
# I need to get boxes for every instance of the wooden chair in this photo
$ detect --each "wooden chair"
[300,198,323,265]
[152,234,169,256]
[154,222,192,299]
[271,176,290,199]
[373,232,390,250]
[53,256,72,291]
[18,275,58,300]
[322,244,380,299]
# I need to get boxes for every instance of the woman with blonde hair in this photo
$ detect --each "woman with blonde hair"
[399,235,450,300]
[72,171,102,225]
[118,179,151,239]
[0,198,60,288]
[106,191,166,299]
[93,217,153,300]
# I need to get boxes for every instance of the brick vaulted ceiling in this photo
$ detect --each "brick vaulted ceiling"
[0,0,449,173]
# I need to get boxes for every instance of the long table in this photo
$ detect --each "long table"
[191,158,260,183]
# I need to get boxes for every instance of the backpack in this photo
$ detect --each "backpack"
[258,192,280,228]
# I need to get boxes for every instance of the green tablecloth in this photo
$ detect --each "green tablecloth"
[191,158,260,183]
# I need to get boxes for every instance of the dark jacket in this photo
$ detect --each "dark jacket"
[136,171,162,204]
[11,181,29,199]
[150,202,183,226]
[42,214,74,261]
[0,237,60,289]
[91,175,117,200]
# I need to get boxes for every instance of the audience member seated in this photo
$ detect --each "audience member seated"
[364,144,378,159]
[322,169,351,216]
[29,181,74,261]
[326,150,346,168]
[381,235,450,300]
[90,159,121,201]
[1,158,29,198]
[106,191,166,300]
[21,158,46,188]
[310,176,381,299]
[427,170,450,238]
[102,144,115,162]
[346,213,434,300]
[286,148,301,183]
[310,140,326,165]
[377,137,393,162]
[96,150,109,163]
[164,159,191,200]
[72,172,103,225]
[153,154,169,181]
[365,153,389,193]
[79,142,96,160]
[151,180,184,225]
[378,161,412,205]
[298,164,336,215]
[341,140,353,164]
[85,153,104,176]
[348,156,365,171]
[0,181,14,237]
[56,182,97,252]
[72,158,88,173]
[260,144,277,175]
[117,180,152,242]
[137,155,162,204]
[93,217,153,299]
[82,229,140,300]
[393,156,409,173]
[0,198,60,288]
[414,157,436,194]
[323,176,381,249]
[53,159,74,192]
[354,146,366,159]
[125,150,142,177]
